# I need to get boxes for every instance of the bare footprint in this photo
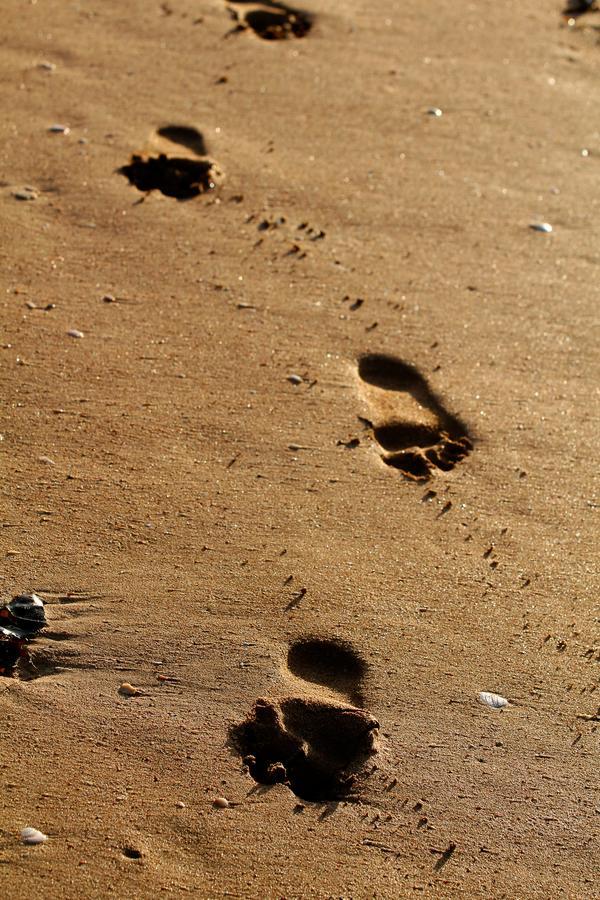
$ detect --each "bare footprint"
[118,124,223,201]
[230,638,378,802]
[226,0,313,40]
[357,353,473,481]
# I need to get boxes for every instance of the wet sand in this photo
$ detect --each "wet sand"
[1,1,599,897]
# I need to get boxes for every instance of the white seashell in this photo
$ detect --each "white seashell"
[38,62,56,72]
[38,455,55,465]
[21,827,48,845]
[213,797,230,809]
[67,329,84,339]
[48,124,70,134]
[13,188,38,201]
[427,107,443,117]
[478,691,509,709]
[529,222,552,233]
[287,374,302,385]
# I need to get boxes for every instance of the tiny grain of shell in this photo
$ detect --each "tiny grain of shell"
[21,827,48,845]
[213,797,230,809]
[478,691,509,709]
[67,329,84,339]
[529,222,553,233]
[427,107,443,117]
[48,124,70,134]
[287,374,303,385]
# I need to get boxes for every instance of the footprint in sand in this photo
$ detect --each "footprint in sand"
[357,353,473,481]
[230,638,379,802]
[118,125,224,201]
[225,0,313,40]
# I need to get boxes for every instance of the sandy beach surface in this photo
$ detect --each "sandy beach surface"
[1,0,599,897]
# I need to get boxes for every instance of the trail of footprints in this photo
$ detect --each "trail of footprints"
[112,13,475,814]
[231,639,379,802]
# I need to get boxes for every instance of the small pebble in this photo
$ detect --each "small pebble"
[102,294,116,303]
[118,682,142,697]
[427,107,443,117]
[287,374,302,385]
[67,329,84,339]
[176,801,186,809]
[21,827,48,845]
[37,62,56,72]
[213,797,230,809]
[48,124,70,134]
[529,222,552,233]
[38,456,55,465]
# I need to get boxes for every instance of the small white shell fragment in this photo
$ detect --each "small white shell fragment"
[287,374,302,385]
[175,801,186,809]
[48,124,70,134]
[427,107,443,117]
[580,148,589,158]
[478,691,509,709]
[213,797,230,809]
[38,62,56,72]
[529,222,552,233]
[21,827,48,845]
[67,329,84,339]
[38,455,55,465]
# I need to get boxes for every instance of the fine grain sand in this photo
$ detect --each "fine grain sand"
[1,1,599,897]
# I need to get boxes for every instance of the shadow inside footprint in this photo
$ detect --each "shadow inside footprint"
[227,1,312,40]
[357,353,473,481]
[118,155,220,200]
[231,698,378,802]
[287,637,367,707]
